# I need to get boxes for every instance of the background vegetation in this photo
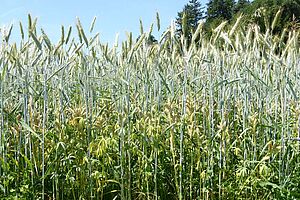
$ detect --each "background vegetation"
[176,0,300,40]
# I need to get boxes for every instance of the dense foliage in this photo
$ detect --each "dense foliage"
[1,14,300,199]
[176,0,300,37]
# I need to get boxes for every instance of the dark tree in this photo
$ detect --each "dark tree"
[234,0,251,14]
[206,0,235,21]
[175,0,205,41]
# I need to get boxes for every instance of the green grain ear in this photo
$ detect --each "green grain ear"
[139,19,144,35]
[156,12,160,32]
[61,25,65,43]
[230,14,242,37]
[76,17,89,46]
[41,28,52,51]
[90,16,97,33]
[271,9,282,32]
[4,24,13,43]
[76,18,83,43]
[28,14,32,32]
[65,26,72,44]
[19,22,24,40]
[30,30,42,50]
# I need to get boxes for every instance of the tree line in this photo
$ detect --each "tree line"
[176,0,300,41]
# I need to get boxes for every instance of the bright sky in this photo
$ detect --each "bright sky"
[0,0,208,44]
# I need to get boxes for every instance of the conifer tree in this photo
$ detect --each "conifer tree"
[176,0,204,40]
[206,0,235,21]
